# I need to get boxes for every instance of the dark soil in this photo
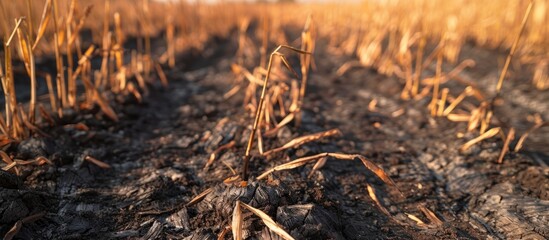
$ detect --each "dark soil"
[1,26,548,240]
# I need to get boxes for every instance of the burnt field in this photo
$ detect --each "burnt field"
[1,1,549,239]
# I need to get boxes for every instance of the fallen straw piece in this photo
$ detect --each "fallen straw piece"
[204,140,236,169]
[186,188,213,207]
[263,128,341,155]
[257,152,396,189]
[307,156,327,178]
[231,201,243,240]
[232,201,295,240]
[460,127,500,151]
[418,206,443,226]
[406,213,426,227]
[497,128,515,164]
[514,122,548,152]
[84,156,111,169]
[367,184,391,217]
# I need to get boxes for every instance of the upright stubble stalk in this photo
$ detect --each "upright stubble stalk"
[242,48,278,180]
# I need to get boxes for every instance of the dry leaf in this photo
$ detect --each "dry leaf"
[232,201,243,240]
[33,0,52,50]
[460,127,500,151]
[187,188,213,207]
[367,184,391,216]
[418,206,443,226]
[240,202,295,240]
[357,155,397,188]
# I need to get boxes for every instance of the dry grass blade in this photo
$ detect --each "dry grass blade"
[391,108,405,117]
[460,127,500,151]
[186,188,213,207]
[418,206,443,226]
[22,211,45,223]
[127,83,143,103]
[63,123,90,131]
[6,18,26,47]
[429,52,443,116]
[14,107,28,139]
[0,150,14,165]
[34,156,53,165]
[495,0,534,93]
[67,5,93,46]
[239,202,295,240]
[232,201,243,240]
[84,156,111,169]
[480,110,493,134]
[0,135,12,148]
[155,62,169,88]
[218,225,231,240]
[437,88,449,116]
[412,37,426,96]
[514,122,548,152]
[307,156,327,178]
[0,126,8,140]
[367,184,390,216]
[336,61,362,77]
[296,14,315,126]
[224,175,242,185]
[263,112,294,137]
[258,152,396,189]
[263,129,341,155]
[368,99,378,112]
[447,114,471,122]
[4,20,23,134]
[273,52,300,79]
[21,118,50,138]
[497,128,515,164]
[357,155,397,188]
[205,140,236,169]
[166,15,175,68]
[224,85,241,99]
[18,23,37,124]
[2,162,17,171]
[240,67,265,86]
[406,213,426,227]
[467,105,484,132]
[4,220,22,240]
[32,0,52,50]
[443,87,473,116]
[16,25,32,73]
[257,127,264,155]
[38,104,54,126]
[78,45,96,65]
[94,91,119,122]
[53,32,66,108]
[43,74,57,118]
[257,153,323,180]
[25,0,34,41]
[14,158,47,167]
[3,211,44,240]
